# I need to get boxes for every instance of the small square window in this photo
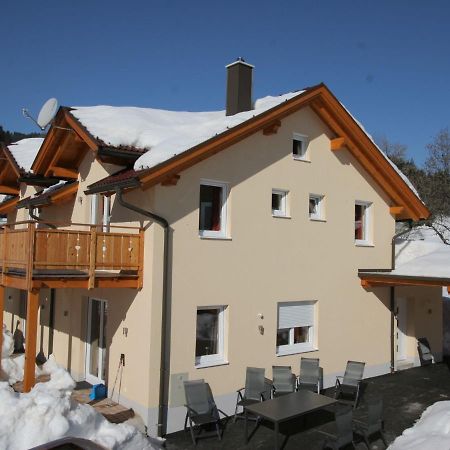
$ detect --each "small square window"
[355,201,372,244]
[272,190,288,217]
[292,133,309,160]
[195,306,226,367]
[199,181,228,238]
[309,195,324,220]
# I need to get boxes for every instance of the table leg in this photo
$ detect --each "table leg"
[244,408,248,443]
[274,421,279,449]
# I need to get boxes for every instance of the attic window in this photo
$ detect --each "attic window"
[292,133,309,161]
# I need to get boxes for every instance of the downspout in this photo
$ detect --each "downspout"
[28,208,56,229]
[115,187,170,438]
[390,221,413,373]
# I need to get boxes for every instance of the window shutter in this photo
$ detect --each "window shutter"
[278,301,315,329]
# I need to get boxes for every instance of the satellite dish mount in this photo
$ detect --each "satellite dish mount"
[22,98,58,131]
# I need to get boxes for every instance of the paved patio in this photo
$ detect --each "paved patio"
[166,362,450,449]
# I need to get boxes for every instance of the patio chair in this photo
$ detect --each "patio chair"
[272,365,296,397]
[417,337,434,366]
[320,405,356,449]
[234,367,266,422]
[183,379,228,445]
[335,361,365,409]
[353,397,388,449]
[297,357,320,393]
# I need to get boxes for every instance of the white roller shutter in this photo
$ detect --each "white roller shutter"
[278,301,315,329]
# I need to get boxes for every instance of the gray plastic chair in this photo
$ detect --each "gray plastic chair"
[272,365,296,397]
[184,379,227,445]
[321,406,356,449]
[234,367,266,422]
[297,357,320,393]
[335,361,365,409]
[353,398,387,448]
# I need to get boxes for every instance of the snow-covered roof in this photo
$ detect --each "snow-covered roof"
[70,92,303,171]
[7,138,44,173]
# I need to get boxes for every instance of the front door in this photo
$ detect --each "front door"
[396,297,407,361]
[85,298,107,385]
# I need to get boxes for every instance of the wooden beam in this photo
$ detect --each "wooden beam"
[0,286,4,374]
[26,222,36,292]
[263,120,281,136]
[390,206,405,215]
[0,185,20,195]
[361,277,449,288]
[23,289,39,392]
[161,174,180,186]
[330,137,346,151]
[50,166,78,179]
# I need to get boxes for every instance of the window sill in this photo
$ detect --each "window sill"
[199,235,232,241]
[276,347,318,357]
[272,214,292,219]
[293,157,311,163]
[355,242,374,247]
[195,360,229,369]
[309,218,326,222]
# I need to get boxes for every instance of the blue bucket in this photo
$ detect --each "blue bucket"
[89,383,107,401]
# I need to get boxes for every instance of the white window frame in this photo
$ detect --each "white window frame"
[199,180,228,239]
[292,133,309,161]
[276,301,316,356]
[309,194,325,221]
[195,305,226,367]
[355,201,372,245]
[272,189,289,217]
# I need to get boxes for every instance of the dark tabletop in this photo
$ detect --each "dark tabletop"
[245,390,337,423]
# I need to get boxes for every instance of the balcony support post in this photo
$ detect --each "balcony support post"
[88,225,97,289]
[26,222,36,292]
[2,225,9,286]
[23,289,39,392]
[0,285,4,372]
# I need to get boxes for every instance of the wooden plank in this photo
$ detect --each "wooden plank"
[390,206,405,215]
[0,286,3,374]
[330,137,346,151]
[0,185,19,195]
[26,223,36,291]
[23,290,39,392]
[88,226,97,289]
[50,166,78,179]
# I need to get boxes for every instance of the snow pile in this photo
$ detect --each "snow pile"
[389,401,450,450]
[0,328,159,450]
[71,91,303,171]
[7,138,44,173]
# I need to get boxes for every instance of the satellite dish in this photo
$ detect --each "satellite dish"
[37,98,58,129]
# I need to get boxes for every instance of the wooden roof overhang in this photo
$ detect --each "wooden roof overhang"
[0,143,21,195]
[16,181,79,209]
[127,84,428,221]
[0,196,19,214]
[359,270,450,293]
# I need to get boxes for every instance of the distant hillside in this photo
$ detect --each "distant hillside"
[0,125,44,145]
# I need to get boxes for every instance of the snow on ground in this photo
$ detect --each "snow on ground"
[7,138,44,173]
[389,401,450,450]
[0,326,161,450]
[71,91,303,171]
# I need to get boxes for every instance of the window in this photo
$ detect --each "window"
[195,306,226,367]
[355,201,372,244]
[292,133,309,160]
[277,301,316,355]
[199,181,227,238]
[309,194,324,220]
[272,189,288,217]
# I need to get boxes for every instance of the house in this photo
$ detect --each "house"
[0,59,446,437]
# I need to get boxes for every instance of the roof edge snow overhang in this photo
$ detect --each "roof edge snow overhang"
[359,269,450,290]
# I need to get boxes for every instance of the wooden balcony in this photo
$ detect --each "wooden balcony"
[0,221,144,290]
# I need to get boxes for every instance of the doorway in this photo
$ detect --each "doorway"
[85,298,108,385]
[396,297,407,361]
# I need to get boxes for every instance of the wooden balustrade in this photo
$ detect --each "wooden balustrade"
[0,221,144,289]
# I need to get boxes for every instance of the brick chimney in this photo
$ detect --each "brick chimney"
[225,58,254,116]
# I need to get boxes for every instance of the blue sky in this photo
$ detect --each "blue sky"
[1,0,449,166]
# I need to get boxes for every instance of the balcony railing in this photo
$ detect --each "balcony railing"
[0,221,144,289]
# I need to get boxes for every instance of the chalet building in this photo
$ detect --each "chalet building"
[0,60,447,436]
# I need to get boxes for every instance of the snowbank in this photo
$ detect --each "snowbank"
[389,401,450,450]
[0,328,160,450]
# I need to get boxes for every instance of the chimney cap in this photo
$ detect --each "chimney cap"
[225,57,255,69]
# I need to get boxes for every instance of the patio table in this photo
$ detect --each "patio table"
[244,390,337,449]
